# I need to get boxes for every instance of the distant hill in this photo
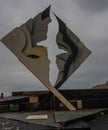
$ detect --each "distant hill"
[92,81,108,89]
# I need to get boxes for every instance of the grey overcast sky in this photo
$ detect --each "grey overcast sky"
[0,0,108,96]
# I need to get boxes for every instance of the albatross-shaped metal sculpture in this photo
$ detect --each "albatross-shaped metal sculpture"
[1,6,91,110]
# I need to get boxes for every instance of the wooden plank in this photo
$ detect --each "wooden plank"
[77,100,82,109]
[46,84,76,110]
[26,115,48,120]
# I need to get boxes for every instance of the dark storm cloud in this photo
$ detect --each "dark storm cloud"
[76,0,108,13]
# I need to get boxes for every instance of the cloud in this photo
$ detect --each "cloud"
[75,0,108,13]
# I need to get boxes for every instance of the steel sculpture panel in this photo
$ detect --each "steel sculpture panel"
[1,6,91,110]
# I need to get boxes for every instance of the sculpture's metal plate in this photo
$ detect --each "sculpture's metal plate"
[1,6,91,110]
[1,7,51,87]
[54,15,91,89]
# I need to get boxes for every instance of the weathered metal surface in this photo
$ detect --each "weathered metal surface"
[54,14,91,89]
[1,6,51,88]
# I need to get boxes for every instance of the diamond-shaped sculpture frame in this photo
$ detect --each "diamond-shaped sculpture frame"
[1,6,91,110]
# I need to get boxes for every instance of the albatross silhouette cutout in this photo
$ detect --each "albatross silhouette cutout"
[1,6,91,110]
